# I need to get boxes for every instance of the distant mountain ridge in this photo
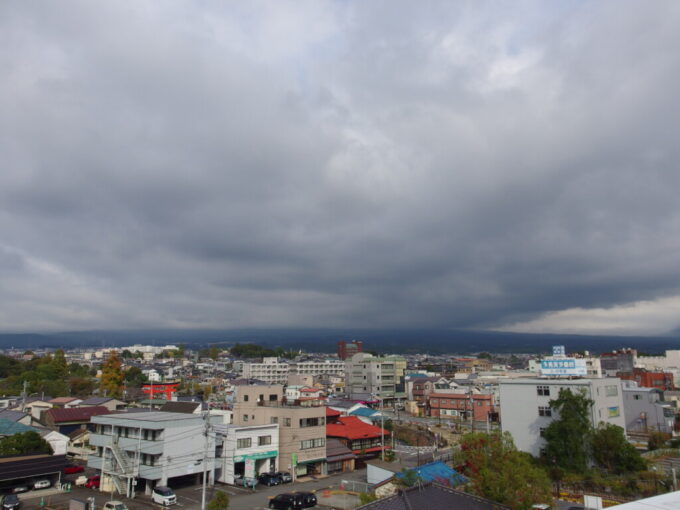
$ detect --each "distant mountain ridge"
[0,328,678,355]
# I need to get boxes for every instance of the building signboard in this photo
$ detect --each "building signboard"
[233,450,278,463]
[540,358,587,376]
[552,345,566,357]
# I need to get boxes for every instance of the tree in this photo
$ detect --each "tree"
[591,422,646,473]
[543,388,593,472]
[209,346,220,361]
[53,349,68,379]
[207,490,229,510]
[0,431,53,456]
[647,431,669,451]
[458,432,552,510]
[100,351,124,399]
[124,366,147,387]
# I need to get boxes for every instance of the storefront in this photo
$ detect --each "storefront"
[293,455,326,477]
[234,450,278,479]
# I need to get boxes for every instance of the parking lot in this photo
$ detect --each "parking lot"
[12,468,367,510]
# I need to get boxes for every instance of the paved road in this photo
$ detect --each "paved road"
[16,469,368,510]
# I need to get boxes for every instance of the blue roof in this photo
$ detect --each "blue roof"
[0,419,37,436]
[396,461,468,487]
[349,407,378,417]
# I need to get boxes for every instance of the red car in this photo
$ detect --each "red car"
[85,476,100,489]
[64,464,85,474]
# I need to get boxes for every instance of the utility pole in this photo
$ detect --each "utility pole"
[200,411,210,510]
[21,380,27,412]
[379,396,385,461]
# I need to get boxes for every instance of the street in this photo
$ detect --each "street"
[15,469,369,510]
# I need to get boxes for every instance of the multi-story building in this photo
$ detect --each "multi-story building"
[241,358,290,384]
[428,392,495,422]
[345,353,407,405]
[618,368,675,391]
[88,412,216,497]
[337,340,363,360]
[600,348,637,376]
[289,360,345,377]
[213,423,279,484]
[499,378,626,456]
[621,381,675,435]
[232,383,327,479]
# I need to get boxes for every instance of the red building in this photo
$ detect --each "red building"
[326,415,389,466]
[337,340,363,360]
[427,393,495,422]
[618,368,675,391]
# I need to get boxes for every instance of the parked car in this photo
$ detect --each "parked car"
[2,495,21,510]
[268,492,317,510]
[84,476,100,489]
[151,486,176,506]
[234,475,258,488]
[10,487,28,495]
[268,493,303,510]
[294,492,317,508]
[258,472,282,486]
[64,465,85,475]
[103,501,129,510]
[276,472,293,483]
[33,480,51,490]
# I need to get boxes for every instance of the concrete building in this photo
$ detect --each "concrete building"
[241,358,289,384]
[89,412,216,497]
[621,381,675,435]
[337,340,363,360]
[214,423,279,484]
[345,353,407,405]
[499,378,626,456]
[232,383,327,478]
[428,392,495,422]
[289,360,345,377]
[600,348,637,376]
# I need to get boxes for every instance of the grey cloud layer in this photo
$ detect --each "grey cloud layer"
[1,0,680,332]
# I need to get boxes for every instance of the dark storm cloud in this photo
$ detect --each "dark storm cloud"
[1,0,680,333]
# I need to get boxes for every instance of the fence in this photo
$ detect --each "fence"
[339,479,373,494]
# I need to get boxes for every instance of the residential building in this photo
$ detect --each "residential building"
[499,378,626,456]
[428,392,495,422]
[232,383,327,478]
[600,348,637,376]
[42,406,110,435]
[48,397,83,408]
[241,358,289,384]
[618,368,675,391]
[79,397,126,412]
[621,381,675,435]
[89,411,216,497]
[326,415,389,467]
[326,438,356,474]
[289,360,345,377]
[213,423,279,484]
[357,482,508,510]
[345,353,407,405]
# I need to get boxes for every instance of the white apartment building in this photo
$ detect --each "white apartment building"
[240,358,345,384]
[499,378,626,457]
[241,358,290,384]
[214,423,279,484]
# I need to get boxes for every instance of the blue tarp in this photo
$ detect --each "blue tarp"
[396,461,468,487]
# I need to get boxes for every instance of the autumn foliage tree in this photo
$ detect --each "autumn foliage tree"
[458,432,552,510]
[100,350,124,398]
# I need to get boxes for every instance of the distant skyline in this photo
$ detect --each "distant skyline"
[2,1,680,336]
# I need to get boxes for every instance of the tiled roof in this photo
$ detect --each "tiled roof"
[326,438,356,462]
[326,416,389,441]
[49,397,78,404]
[356,482,509,510]
[45,406,110,423]
[79,397,113,405]
[0,409,29,422]
[326,407,342,417]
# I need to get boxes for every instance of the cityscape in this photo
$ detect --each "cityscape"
[2,1,680,510]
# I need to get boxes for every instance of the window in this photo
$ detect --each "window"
[284,418,291,427]
[258,436,272,446]
[431,399,438,405]
[269,394,277,401]
[270,417,279,424]
[538,406,552,417]
[537,385,550,396]
[539,427,546,437]
[605,385,618,397]
[299,417,324,428]
[300,438,325,449]
[633,395,641,400]
[243,415,249,422]
[237,438,252,449]
[244,395,249,402]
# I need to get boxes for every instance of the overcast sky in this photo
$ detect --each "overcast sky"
[1,1,679,335]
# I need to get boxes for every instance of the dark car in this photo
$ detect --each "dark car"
[275,472,292,483]
[64,464,85,474]
[2,494,21,510]
[294,492,317,508]
[258,472,282,486]
[10,487,28,495]
[268,494,302,510]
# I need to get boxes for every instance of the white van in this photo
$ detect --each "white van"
[152,486,177,506]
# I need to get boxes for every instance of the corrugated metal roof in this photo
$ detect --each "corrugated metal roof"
[45,406,110,423]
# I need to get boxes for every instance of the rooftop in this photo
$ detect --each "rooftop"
[326,415,389,440]
[95,411,202,422]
